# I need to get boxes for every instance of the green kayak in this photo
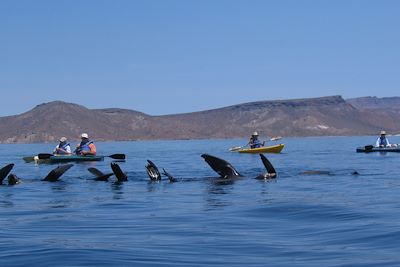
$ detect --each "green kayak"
[23,155,105,164]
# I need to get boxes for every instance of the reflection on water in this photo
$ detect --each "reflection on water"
[111,183,124,200]
[47,199,70,209]
[50,183,68,192]
[204,179,236,209]
[0,192,15,208]
[146,180,161,192]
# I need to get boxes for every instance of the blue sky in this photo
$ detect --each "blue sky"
[1,0,399,116]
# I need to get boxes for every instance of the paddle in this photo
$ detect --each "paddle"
[229,146,245,151]
[38,153,54,160]
[108,154,126,160]
[38,153,125,160]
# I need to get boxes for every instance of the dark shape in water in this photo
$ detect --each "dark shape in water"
[146,160,161,181]
[42,164,74,182]
[162,168,177,182]
[0,164,14,185]
[111,163,128,182]
[201,154,242,179]
[88,167,114,181]
[8,174,21,185]
[255,154,277,179]
[300,170,332,175]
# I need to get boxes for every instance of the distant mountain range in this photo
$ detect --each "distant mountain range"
[0,95,399,143]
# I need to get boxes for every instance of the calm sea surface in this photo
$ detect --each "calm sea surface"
[1,136,400,266]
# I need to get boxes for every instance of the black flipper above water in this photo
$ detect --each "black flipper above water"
[256,154,277,179]
[162,168,177,182]
[201,154,241,178]
[8,174,21,185]
[88,167,114,181]
[0,164,14,185]
[111,163,127,182]
[42,164,74,182]
[146,160,161,181]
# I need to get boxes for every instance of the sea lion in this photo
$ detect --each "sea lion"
[87,167,114,181]
[0,164,14,185]
[255,154,277,179]
[7,174,21,185]
[111,163,128,182]
[42,164,74,182]
[201,154,242,179]
[145,160,161,181]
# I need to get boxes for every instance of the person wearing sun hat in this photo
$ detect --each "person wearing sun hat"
[53,137,72,155]
[375,130,391,148]
[247,131,265,149]
[75,133,97,156]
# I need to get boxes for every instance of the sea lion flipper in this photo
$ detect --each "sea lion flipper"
[88,167,105,177]
[42,164,73,182]
[0,164,14,185]
[259,154,276,175]
[146,160,161,181]
[111,163,127,182]
[162,168,177,182]
[201,154,241,178]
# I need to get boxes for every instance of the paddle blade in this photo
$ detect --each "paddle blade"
[38,153,53,160]
[229,146,242,152]
[365,145,374,152]
[23,157,35,163]
[108,154,126,160]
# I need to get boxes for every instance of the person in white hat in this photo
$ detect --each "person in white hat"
[375,130,391,148]
[75,133,97,156]
[247,131,265,149]
[53,137,72,155]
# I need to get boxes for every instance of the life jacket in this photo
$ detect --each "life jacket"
[58,143,70,150]
[76,140,94,154]
[250,138,262,148]
[379,137,388,147]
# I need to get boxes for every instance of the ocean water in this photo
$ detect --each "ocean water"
[0,136,400,266]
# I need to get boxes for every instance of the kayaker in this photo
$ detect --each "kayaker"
[75,133,97,156]
[375,131,392,148]
[53,137,72,155]
[247,132,265,149]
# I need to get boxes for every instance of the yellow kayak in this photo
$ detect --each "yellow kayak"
[237,144,285,154]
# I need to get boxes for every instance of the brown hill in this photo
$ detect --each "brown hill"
[347,96,400,110]
[0,96,399,143]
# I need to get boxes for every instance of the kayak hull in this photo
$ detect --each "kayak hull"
[238,144,285,154]
[23,155,105,164]
[356,147,400,153]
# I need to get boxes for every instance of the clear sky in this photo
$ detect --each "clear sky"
[1,0,399,116]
